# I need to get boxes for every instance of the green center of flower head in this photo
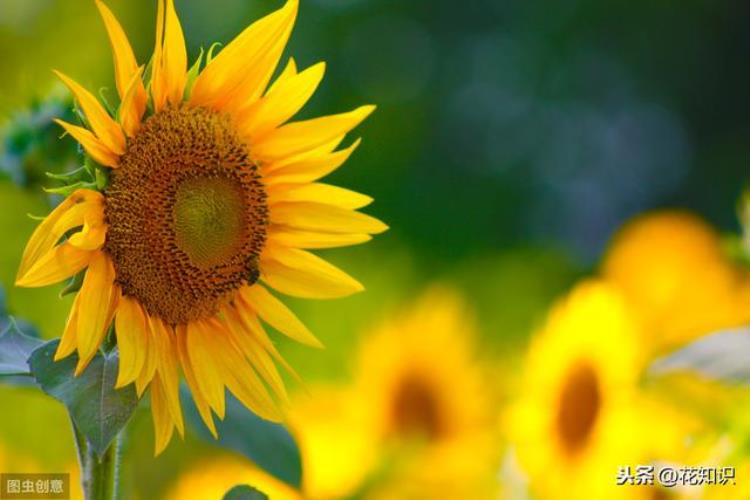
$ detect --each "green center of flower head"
[556,361,601,455]
[173,176,246,268]
[104,106,267,325]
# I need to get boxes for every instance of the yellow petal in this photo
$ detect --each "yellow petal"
[267,183,372,209]
[150,0,167,110]
[262,138,361,184]
[16,243,95,288]
[260,246,364,299]
[161,0,187,105]
[118,66,146,138]
[221,304,289,403]
[270,202,387,235]
[54,71,125,155]
[17,190,103,281]
[266,58,298,95]
[135,321,158,397]
[151,375,176,456]
[75,253,120,375]
[151,317,184,437]
[176,325,217,438]
[55,293,81,361]
[253,105,375,161]
[190,0,298,109]
[95,0,147,115]
[202,320,281,422]
[267,227,371,249]
[186,320,226,418]
[239,62,325,139]
[67,219,107,251]
[54,120,120,168]
[114,296,148,388]
[232,304,301,383]
[238,284,321,347]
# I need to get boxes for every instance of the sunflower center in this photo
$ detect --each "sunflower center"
[104,106,267,325]
[556,361,601,455]
[391,374,444,440]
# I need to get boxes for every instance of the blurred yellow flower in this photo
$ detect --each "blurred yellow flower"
[602,210,750,354]
[289,386,376,499]
[164,455,299,500]
[14,0,384,454]
[350,287,497,499]
[509,280,645,500]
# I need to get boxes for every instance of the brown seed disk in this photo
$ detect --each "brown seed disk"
[104,106,267,326]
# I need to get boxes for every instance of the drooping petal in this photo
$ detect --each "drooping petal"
[151,317,184,437]
[17,190,103,281]
[190,0,298,110]
[186,320,226,418]
[221,304,289,403]
[270,202,388,235]
[232,304,301,383]
[239,62,325,139]
[267,183,372,210]
[262,139,361,185]
[54,71,125,155]
[176,325,217,438]
[16,244,95,288]
[260,246,364,299]
[135,320,158,397]
[54,120,120,168]
[114,296,148,388]
[75,253,120,375]
[55,293,82,361]
[95,0,147,117]
[252,105,374,161]
[151,375,176,455]
[202,319,281,422]
[238,284,321,347]
[267,227,372,249]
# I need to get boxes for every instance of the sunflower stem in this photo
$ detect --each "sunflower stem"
[77,429,121,500]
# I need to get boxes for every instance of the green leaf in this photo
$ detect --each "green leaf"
[0,318,44,376]
[223,485,269,500]
[184,389,303,488]
[29,341,138,456]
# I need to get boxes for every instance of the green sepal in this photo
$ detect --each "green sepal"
[60,269,86,298]
[184,48,205,100]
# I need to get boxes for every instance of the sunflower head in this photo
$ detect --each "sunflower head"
[350,287,497,497]
[15,0,386,454]
[510,280,646,500]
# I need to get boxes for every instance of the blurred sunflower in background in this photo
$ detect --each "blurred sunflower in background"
[287,287,497,499]
[509,280,646,500]
[602,210,750,355]
[14,0,385,454]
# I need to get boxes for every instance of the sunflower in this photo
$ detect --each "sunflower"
[164,455,299,500]
[14,0,385,454]
[602,210,750,355]
[350,287,497,499]
[509,280,646,500]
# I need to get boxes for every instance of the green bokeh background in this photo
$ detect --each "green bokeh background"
[0,0,748,497]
